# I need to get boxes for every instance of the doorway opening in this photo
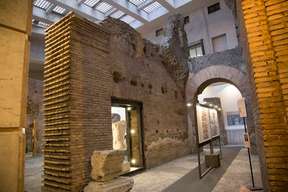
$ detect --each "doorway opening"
[111,98,145,173]
[197,81,244,146]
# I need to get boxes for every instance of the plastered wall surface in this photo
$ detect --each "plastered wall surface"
[144,0,238,54]
[0,0,32,191]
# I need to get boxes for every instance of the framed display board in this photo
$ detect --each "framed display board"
[196,104,220,144]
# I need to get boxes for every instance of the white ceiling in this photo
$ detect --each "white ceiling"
[31,0,205,35]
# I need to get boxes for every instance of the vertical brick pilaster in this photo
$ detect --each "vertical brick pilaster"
[44,13,112,191]
[241,0,288,191]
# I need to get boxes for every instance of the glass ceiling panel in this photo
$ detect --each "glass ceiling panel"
[143,1,162,13]
[95,2,113,14]
[84,0,101,8]
[110,10,125,19]
[33,0,52,10]
[129,0,148,7]
[120,15,135,24]
[53,5,66,15]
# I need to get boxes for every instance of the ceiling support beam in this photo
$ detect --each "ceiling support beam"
[32,6,61,24]
[157,0,175,12]
[48,0,105,22]
[103,0,149,23]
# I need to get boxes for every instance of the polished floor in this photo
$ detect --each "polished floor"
[24,146,262,192]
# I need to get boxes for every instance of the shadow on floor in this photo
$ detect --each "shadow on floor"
[163,147,241,192]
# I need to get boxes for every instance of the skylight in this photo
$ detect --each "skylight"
[143,1,162,13]
[110,10,125,19]
[121,15,135,24]
[129,0,147,7]
[33,19,50,28]
[53,5,66,15]
[95,2,113,14]
[33,0,52,10]
[83,0,101,8]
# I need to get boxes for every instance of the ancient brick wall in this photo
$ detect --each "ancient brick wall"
[44,13,190,191]
[26,78,44,154]
[240,0,288,191]
[102,18,190,168]
[44,14,112,191]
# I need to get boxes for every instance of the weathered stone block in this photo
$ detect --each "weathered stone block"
[84,177,134,192]
[91,150,124,181]
[122,161,130,174]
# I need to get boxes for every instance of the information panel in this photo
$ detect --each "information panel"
[196,104,220,144]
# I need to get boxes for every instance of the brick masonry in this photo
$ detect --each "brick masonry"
[26,78,44,154]
[44,13,190,191]
[186,61,257,153]
[240,0,288,191]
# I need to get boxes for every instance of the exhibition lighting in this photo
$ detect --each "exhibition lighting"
[186,103,192,107]
[130,129,136,135]
[131,159,136,165]
[127,107,132,111]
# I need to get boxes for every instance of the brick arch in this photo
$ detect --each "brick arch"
[185,65,256,152]
[186,65,250,101]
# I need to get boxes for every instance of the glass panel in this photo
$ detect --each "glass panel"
[189,48,197,58]
[33,0,52,10]
[121,15,135,24]
[53,5,66,15]
[129,0,147,7]
[83,0,101,7]
[110,10,125,19]
[143,1,161,13]
[196,46,203,56]
[95,2,113,13]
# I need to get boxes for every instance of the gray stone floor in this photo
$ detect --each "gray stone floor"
[212,149,262,192]
[24,154,42,192]
[132,154,199,192]
[24,147,262,192]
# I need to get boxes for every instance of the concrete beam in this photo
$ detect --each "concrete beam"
[157,0,175,12]
[48,0,105,22]
[103,0,149,23]
[32,6,61,24]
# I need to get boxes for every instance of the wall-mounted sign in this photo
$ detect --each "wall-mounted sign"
[237,98,247,118]
[196,104,220,144]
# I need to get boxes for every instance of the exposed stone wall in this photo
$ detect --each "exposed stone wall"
[102,18,190,168]
[188,47,247,73]
[240,0,288,191]
[44,13,190,191]
[26,78,44,154]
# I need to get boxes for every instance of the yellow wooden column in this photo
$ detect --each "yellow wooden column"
[0,0,32,191]
[241,0,288,191]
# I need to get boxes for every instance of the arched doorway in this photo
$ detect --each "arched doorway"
[197,81,244,146]
[186,65,256,153]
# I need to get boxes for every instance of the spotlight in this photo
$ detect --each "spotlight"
[186,103,192,107]
[127,107,132,111]
[130,129,136,135]
[131,159,136,165]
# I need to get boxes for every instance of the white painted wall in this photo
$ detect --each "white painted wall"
[198,83,244,145]
[198,83,243,130]
[143,0,238,54]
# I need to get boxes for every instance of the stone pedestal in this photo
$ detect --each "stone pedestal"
[205,153,220,168]
[84,177,134,192]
